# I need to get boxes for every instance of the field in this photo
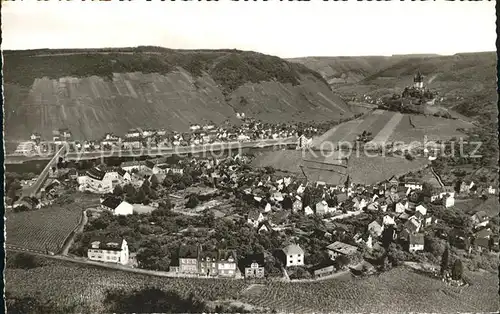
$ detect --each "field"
[252,150,429,185]
[5,257,247,313]
[389,114,474,143]
[4,48,352,141]
[6,193,100,253]
[6,256,498,313]
[240,267,498,313]
[314,109,474,149]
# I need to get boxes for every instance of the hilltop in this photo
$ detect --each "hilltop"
[3,47,352,141]
[289,52,497,124]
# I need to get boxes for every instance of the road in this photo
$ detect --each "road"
[5,246,238,280]
[6,138,297,164]
[22,145,66,197]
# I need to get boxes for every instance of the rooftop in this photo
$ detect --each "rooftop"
[326,241,358,255]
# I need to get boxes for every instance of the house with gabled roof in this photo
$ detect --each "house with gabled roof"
[368,220,384,237]
[277,244,305,267]
[247,209,265,228]
[409,233,424,252]
[304,206,314,216]
[292,197,302,213]
[87,237,129,265]
[258,220,274,233]
[326,241,358,260]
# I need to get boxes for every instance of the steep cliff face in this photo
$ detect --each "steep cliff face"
[3,47,352,141]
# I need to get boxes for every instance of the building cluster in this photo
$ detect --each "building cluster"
[22,117,326,154]
[61,150,496,278]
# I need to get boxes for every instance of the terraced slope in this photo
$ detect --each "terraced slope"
[3,47,352,141]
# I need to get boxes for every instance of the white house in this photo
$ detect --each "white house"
[296,184,306,195]
[395,201,408,213]
[409,233,424,252]
[444,194,455,208]
[281,244,304,267]
[304,206,314,216]
[264,203,272,213]
[125,129,141,138]
[190,124,201,131]
[326,241,358,260]
[488,186,496,195]
[404,182,423,190]
[78,167,120,194]
[383,215,396,226]
[101,197,134,216]
[315,200,329,215]
[88,238,129,265]
[368,221,384,237]
[121,161,146,172]
[415,205,427,216]
[292,198,302,213]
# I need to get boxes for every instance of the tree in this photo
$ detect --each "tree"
[334,255,350,270]
[113,185,124,196]
[136,188,147,204]
[186,194,200,209]
[381,225,395,249]
[104,288,207,313]
[162,176,174,188]
[123,184,136,198]
[440,246,449,277]
[451,259,463,280]
[150,174,159,189]
[7,253,42,269]
[282,196,293,210]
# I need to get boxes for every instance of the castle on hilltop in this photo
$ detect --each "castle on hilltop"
[413,71,424,89]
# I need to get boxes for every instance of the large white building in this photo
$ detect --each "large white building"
[87,238,129,265]
[78,167,122,194]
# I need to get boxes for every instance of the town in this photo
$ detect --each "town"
[8,136,498,285]
[12,114,346,156]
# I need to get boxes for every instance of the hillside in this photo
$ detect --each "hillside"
[3,47,352,141]
[290,52,497,124]
[287,56,393,84]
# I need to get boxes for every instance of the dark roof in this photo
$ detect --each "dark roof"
[89,237,125,251]
[178,245,199,259]
[311,259,336,272]
[258,220,273,232]
[86,167,106,181]
[117,168,126,177]
[145,160,155,169]
[101,196,122,209]
[239,253,265,272]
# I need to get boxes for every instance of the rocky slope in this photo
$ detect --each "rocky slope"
[3,47,352,141]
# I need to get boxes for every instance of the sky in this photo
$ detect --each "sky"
[1,0,496,58]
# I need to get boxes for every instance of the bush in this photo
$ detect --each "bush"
[7,253,43,269]
[186,195,200,209]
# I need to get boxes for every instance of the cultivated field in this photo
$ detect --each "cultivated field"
[313,109,474,150]
[252,150,429,185]
[242,267,498,313]
[5,257,247,313]
[6,193,100,253]
[389,114,474,143]
[6,257,498,313]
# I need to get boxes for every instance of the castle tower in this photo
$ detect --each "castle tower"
[413,71,424,89]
